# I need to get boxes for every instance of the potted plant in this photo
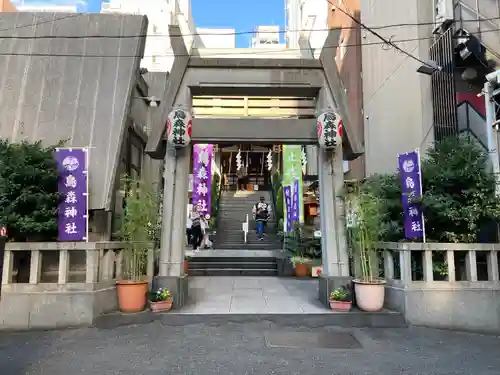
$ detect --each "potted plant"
[149,287,173,312]
[291,255,311,277]
[346,182,386,312]
[116,176,160,313]
[184,255,191,275]
[329,287,352,312]
[286,223,316,277]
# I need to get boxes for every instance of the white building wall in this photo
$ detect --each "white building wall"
[197,28,235,49]
[102,0,234,72]
[286,0,328,50]
[361,0,435,175]
[102,0,176,72]
[251,25,285,48]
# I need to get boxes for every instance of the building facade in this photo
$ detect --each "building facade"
[286,0,353,177]
[102,0,180,72]
[328,0,364,180]
[359,0,500,176]
[0,0,16,11]
[359,0,434,176]
[102,0,235,72]
[250,25,284,48]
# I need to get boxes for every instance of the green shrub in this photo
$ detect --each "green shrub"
[0,140,61,241]
[362,135,500,243]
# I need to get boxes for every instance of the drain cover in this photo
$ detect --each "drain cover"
[265,331,362,349]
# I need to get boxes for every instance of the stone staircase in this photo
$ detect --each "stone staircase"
[213,190,282,251]
[188,253,279,276]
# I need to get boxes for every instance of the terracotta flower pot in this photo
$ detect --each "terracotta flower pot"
[150,298,173,312]
[329,300,352,312]
[353,279,386,312]
[295,263,309,277]
[116,280,148,313]
[184,259,189,275]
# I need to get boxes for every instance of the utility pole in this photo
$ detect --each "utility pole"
[484,70,500,196]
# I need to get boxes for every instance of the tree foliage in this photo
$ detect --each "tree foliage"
[0,140,61,241]
[362,136,500,243]
[118,175,161,281]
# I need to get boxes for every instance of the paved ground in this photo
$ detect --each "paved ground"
[180,276,329,314]
[1,321,499,375]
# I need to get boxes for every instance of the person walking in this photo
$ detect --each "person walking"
[190,204,203,251]
[252,196,271,240]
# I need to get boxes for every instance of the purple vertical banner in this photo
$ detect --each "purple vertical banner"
[283,185,292,231]
[398,150,425,240]
[192,144,213,217]
[291,179,299,222]
[55,148,88,241]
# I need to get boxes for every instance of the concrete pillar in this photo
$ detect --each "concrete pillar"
[333,143,349,277]
[155,143,189,308]
[318,148,338,276]
[168,145,190,277]
[317,142,351,307]
[158,144,176,277]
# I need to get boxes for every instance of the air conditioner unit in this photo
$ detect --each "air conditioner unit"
[434,0,454,34]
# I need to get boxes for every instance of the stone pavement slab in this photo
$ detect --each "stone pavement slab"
[180,276,325,314]
[1,322,499,375]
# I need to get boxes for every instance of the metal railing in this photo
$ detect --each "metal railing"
[243,214,249,244]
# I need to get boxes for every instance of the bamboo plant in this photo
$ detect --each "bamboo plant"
[118,175,161,282]
[346,181,384,283]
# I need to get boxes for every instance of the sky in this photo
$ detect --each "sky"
[191,0,285,47]
[12,0,101,12]
[14,0,285,47]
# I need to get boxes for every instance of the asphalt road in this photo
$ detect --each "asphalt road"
[1,321,499,375]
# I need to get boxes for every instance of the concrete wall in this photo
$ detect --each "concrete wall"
[0,282,117,329]
[386,284,500,333]
[0,13,147,210]
[360,0,434,175]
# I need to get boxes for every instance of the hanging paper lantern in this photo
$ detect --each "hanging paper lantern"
[317,110,342,150]
[166,107,192,148]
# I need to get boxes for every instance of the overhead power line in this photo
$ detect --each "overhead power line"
[330,3,438,69]
[0,13,498,39]
[0,13,80,33]
[0,27,497,58]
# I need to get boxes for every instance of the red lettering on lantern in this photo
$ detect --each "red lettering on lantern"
[166,119,172,135]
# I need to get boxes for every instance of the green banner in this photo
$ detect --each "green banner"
[282,145,304,231]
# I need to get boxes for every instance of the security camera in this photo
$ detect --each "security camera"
[148,96,160,108]
[486,70,500,85]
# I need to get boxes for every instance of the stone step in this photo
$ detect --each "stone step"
[189,261,277,270]
[94,310,407,330]
[188,268,279,276]
[214,243,282,250]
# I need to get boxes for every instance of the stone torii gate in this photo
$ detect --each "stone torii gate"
[145,25,363,307]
